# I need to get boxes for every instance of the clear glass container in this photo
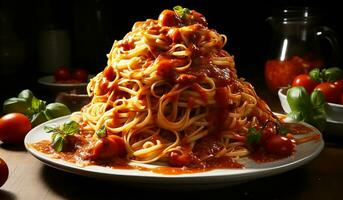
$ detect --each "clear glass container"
[264,7,340,92]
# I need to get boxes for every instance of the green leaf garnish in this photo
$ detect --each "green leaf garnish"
[173,5,191,19]
[278,124,290,135]
[96,125,107,138]
[51,134,65,152]
[61,121,80,135]
[45,120,79,152]
[287,85,327,131]
[247,128,261,145]
[44,126,56,133]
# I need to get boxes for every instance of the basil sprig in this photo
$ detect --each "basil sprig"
[173,5,191,19]
[95,125,107,138]
[44,120,79,152]
[309,67,343,82]
[287,86,326,131]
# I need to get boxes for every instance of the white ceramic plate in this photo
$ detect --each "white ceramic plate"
[25,115,324,188]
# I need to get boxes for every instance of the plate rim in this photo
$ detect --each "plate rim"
[24,114,324,183]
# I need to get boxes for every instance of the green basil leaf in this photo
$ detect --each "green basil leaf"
[308,109,326,131]
[18,89,34,103]
[287,86,310,112]
[30,111,48,127]
[51,133,57,142]
[247,128,261,144]
[51,134,65,152]
[3,97,29,114]
[309,68,323,82]
[323,67,343,82]
[96,125,107,138]
[45,103,71,120]
[310,90,326,109]
[44,126,57,133]
[61,121,79,135]
[287,111,305,121]
[173,5,191,19]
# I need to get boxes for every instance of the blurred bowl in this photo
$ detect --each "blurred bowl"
[278,87,343,133]
[38,75,92,93]
[55,92,91,112]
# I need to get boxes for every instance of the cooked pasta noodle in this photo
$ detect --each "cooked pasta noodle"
[67,7,285,168]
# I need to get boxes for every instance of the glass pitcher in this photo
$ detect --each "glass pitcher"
[264,7,340,92]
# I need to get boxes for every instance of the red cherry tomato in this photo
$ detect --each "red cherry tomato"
[265,134,294,156]
[168,150,192,167]
[261,122,277,145]
[341,93,343,105]
[0,157,9,187]
[0,113,32,144]
[333,80,343,92]
[292,74,318,93]
[90,135,126,160]
[314,82,340,103]
[158,10,178,27]
[54,67,71,81]
[73,69,89,82]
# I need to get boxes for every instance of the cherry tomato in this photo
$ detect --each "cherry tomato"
[0,113,32,144]
[54,67,71,81]
[333,80,343,92]
[292,74,318,93]
[265,134,294,156]
[158,10,178,27]
[314,82,340,103]
[90,135,126,160]
[0,157,9,187]
[168,150,192,167]
[261,122,277,145]
[73,68,89,82]
[341,93,343,105]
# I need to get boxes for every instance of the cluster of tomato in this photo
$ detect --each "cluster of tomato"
[54,67,89,83]
[292,67,343,104]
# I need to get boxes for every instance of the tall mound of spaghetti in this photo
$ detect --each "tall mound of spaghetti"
[74,7,278,167]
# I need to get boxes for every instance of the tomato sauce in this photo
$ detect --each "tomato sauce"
[31,139,242,175]
[249,149,288,163]
[283,123,314,135]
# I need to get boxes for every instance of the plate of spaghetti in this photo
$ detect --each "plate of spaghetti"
[25,6,324,187]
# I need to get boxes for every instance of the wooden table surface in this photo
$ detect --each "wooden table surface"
[1,82,343,200]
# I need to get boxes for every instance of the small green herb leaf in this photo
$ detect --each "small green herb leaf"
[323,67,343,82]
[309,68,323,82]
[287,110,305,121]
[310,90,326,108]
[45,120,79,152]
[51,134,65,152]
[18,89,34,103]
[173,5,191,19]
[247,128,261,145]
[278,124,290,135]
[287,86,310,112]
[61,121,80,135]
[96,125,107,138]
[44,126,57,133]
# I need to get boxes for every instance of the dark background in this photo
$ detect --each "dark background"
[0,0,342,103]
